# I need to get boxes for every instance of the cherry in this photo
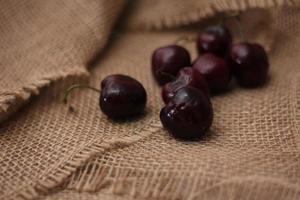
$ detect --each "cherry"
[160,87,213,140]
[152,45,191,85]
[196,25,232,56]
[162,67,209,104]
[100,74,135,89]
[64,74,147,119]
[229,42,269,87]
[193,53,231,92]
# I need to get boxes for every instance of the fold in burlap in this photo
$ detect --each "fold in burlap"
[125,0,295,29]
[44,7,300,200]
[0,0,299,200]
[0,0,125,122]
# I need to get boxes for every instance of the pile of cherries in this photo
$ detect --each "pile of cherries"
[152,22,269,140]
[64,14,269,141]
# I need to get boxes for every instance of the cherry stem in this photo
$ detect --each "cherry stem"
[174,35,196,45]
[233,13,245,41]
[157,70,176,81]
[63,84,101,103]
[221,11,245,40]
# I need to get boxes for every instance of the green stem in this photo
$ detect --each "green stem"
[174,35,196,45]
[157,70,176,81]
[219,14,227,26]
[221,11,245,40]
[234,13,245,41]
[63,84,100,103]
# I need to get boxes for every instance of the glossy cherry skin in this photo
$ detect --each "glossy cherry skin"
[100,74,147,119]
[193,53,231,92]
[152,45,191,85]
[229,42,269,87]
[160,87,213,140]
[162,67,209,104]
[197,25,232,56]
[101,74,134,89]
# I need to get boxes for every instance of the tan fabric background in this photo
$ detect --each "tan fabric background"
[0,0,299,200]
[0,0,125,122]
[125,0,294,29]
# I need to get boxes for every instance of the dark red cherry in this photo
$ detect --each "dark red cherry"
[162,67,209,104]
[152,45,191,85]
[100,74,147,119]
[193,53,231,92]
[101,74,134,89]
[160,87,213,140]
[63,74,146,120]
[197,25,232,56]
[229,42,269,87]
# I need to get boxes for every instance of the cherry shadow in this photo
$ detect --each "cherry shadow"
[170,128,218,143]
[237,75,271,90]
[106,108,150,124]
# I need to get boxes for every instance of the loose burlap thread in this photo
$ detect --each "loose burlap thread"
[0,0,299,200]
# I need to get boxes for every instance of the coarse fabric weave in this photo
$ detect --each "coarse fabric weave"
[0,0,299,200]
[0,0,125,122]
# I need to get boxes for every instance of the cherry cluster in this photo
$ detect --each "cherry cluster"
[64,14,269,142]
[153,23,269,140]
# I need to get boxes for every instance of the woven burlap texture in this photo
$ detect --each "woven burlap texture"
[0,0,299,200]
[0,0,125,122]
[44,7,300,200]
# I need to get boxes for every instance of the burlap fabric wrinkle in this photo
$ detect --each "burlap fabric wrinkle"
[0,0,299,199]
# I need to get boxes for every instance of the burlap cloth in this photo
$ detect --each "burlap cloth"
[0,0,299,199]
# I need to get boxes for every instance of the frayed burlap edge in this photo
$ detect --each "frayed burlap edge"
[64,74,300,200]
[13,120,161,200]
[127,0,298,30]
[66,171,300,199]
[10,0,298,199]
